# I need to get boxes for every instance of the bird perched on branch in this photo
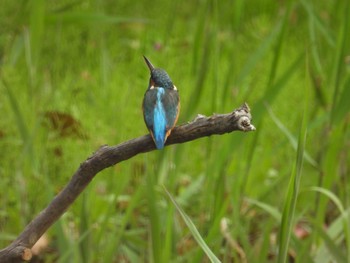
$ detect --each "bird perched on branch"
[142,56,180,149]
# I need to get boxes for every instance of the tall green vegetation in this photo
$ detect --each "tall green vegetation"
[0,0,349,262]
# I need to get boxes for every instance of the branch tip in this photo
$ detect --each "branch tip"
[22,248,32,261]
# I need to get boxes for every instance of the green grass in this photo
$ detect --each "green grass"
[0,0,349,262]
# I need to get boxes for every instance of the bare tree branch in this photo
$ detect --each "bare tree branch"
[0,103,255,263]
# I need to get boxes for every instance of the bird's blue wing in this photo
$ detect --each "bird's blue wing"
[142,89,157,130]
[162,89,180,130]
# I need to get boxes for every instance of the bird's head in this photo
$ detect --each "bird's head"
[144,56,176,90]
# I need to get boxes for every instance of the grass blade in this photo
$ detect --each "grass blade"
[146,174,162,263]
[308,187,350,261]
[277,66,309,262]
[46,11,146,25]
[310,219,347,263]
[277,122,306,262]
[164,186,221,263]
[245,198,281,222]
[2,79,29,144]
[29,0,45,69]
[252,52,304,123]
[265,103,318,168]
[331,76,350,125]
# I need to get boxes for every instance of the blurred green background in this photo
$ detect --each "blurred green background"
[0,0,349,262]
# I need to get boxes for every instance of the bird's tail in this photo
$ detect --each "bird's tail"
[153,131,166,149]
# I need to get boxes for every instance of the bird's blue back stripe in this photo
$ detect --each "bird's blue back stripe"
[153,88,166,149]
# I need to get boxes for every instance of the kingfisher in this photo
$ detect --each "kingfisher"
[142,56,180,149]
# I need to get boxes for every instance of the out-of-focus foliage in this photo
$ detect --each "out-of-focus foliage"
[0,0,349,262]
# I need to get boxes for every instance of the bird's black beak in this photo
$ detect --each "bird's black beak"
[143,56,154,72]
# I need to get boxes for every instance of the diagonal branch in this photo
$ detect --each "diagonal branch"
[0,103,255,263]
